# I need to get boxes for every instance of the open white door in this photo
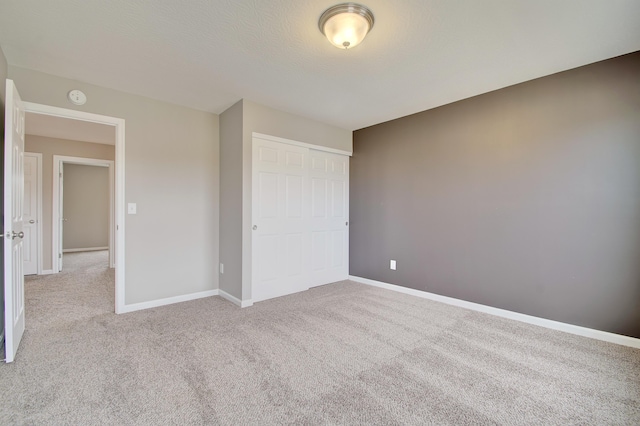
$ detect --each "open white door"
[4,79,26,363]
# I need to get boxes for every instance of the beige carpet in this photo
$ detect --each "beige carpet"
[1,250,639,425]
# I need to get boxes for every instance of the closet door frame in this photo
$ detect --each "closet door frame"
[251,133,351,303]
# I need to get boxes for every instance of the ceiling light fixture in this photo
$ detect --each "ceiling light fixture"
[319,3,374,50]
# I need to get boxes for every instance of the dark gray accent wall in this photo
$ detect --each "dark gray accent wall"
[351,52,640,338]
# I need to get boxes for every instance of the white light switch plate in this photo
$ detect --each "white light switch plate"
[390,260,397,270]
[128,203,137,214]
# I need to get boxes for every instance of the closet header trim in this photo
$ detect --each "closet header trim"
[252,132,352,157]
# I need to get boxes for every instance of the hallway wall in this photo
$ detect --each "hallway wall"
[62,164,110,251]
[25,135,114,271]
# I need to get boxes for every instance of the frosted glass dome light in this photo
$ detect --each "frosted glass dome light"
[319,3,375,49]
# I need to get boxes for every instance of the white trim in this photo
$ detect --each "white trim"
[53,155,115,273]
[40,269,55,275]
[252,132,352,157]
[118,289,219,314]
[219,290,254,308]
[63,247,109,253]
[349,275,640,349]
[23,102,123,127]
[108,157,115,269]
[24,102,125,314]
[52,159,60,273]
[24,152,43,275]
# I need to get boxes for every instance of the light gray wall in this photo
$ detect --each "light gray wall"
[351,52,640,338]
[219,100,243,298]
[218,99,353,300]
[62,164,110,250]
[242,99,353,154]
[25,136,115,270]
[11,67,220,305]
[0,45,8,339]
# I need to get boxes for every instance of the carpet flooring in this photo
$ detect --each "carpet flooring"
[1,250,639,425]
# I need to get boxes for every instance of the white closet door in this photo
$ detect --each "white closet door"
[252,138,310,302]
[309,150,349,286]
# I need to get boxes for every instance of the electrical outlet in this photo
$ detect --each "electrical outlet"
[390,260,397,270]
[220,263,224,274]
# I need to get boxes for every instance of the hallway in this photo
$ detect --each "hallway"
[24,250,114,332]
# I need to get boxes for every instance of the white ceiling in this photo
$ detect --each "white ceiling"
[1,1,639,130]
[25,112,115,145]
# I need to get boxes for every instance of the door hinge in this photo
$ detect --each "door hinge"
[59,253,62,259]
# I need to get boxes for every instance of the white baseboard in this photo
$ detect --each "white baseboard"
[118,289,219,314]
[40,269,55,275]
[349,275,640,350]
[63,247,108,253]
[219,290,254,308]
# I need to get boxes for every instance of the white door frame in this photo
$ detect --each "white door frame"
[23,102,126,314]
[24,152,43,275]
[53,155,115,270]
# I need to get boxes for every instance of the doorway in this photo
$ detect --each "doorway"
[22,102,126,314]
[53,156,114,273]
[4,79,126,363]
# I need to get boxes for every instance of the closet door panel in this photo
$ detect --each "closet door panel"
[309,150,349,287]
[252,138,310,302]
